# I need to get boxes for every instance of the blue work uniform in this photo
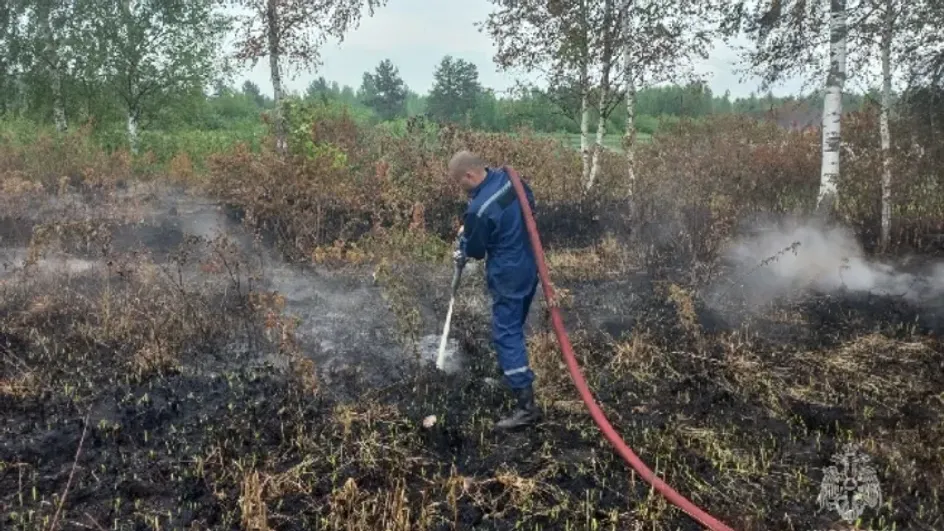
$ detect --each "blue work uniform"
[459,166,539,390]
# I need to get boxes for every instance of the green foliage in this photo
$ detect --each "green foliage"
[426,56,483,125]
[281,97,372,168]
[82,0,230,141]
[360,59,407,121]
[0,116,50,145]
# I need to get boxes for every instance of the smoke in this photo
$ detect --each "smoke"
[707,217,944,312]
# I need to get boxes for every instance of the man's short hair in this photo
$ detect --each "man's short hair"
[448,150,487,179]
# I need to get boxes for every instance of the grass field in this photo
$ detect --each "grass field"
[543,132,651,152]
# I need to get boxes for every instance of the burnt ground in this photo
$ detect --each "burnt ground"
[1,183,943,531]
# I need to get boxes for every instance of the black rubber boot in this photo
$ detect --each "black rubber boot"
[495,385,542,430]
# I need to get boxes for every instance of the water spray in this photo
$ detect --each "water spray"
[435,239,465,371]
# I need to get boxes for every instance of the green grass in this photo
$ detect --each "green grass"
[100,126,266,164]
[542,132,651,152]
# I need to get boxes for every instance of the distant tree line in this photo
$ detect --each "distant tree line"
[176,55,879,138]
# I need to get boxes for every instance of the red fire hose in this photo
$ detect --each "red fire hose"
[505,166,735,531]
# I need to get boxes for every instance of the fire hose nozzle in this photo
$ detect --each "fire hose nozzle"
[451,258,465,294]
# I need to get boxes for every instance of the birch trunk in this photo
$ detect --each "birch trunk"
[580,75,591,185]
[622,3,636,198]
[586,0,615,192]
[577,0,592,184]
[123,0,138,153]
[51,64,66,133]
[40,3,67,132]
[587,93,608,191]
[266,0,287,154]
[127,111,139,155]
[879,0,894,250]
[817,0,847,214]
[625,80,637,197]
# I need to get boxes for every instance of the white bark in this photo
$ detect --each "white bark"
[622,3,636,197]
[587,94,608,191]
[40,3,67,132]
[818,0,847,212]
[123,0,138,154]
[266,0,287,154]
[51,66,66,133]
[879,0,894,250]
[580,78,592,184]
[625,80,637,196]
[127,111,139,155]
[586,0,616,192]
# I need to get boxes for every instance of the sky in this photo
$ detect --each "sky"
[229,0,808,100]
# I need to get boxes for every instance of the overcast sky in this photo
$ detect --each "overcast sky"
[229,0,808,100]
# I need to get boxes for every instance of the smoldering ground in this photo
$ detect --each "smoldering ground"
[3,182,944,531]
[0,184,462,393]
[703,216,944,332]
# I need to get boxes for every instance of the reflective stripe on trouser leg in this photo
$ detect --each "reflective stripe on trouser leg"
[491,279,538,389]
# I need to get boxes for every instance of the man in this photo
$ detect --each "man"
[448,150,541,429]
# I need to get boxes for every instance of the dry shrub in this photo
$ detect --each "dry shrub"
[666,284,699,336]
[609,331,666,380]
[527,331,568,394]
[206,106,943,275]
[130,340,180,377]
[24,220,115,266]
[632,110,944,266]
[207,111,609,265]
[838,106,944,248]
[239,470,269,531]
[207,141,379,261]
[168,151,197,184]
[323,477,420,530]
[290,356,319,396]
[0,124,130,193]
[0,174,44,197]
[436,125,599,202]
[632,114,820,266]
[249,292,289,342]
[545,234,634,280]
[0,372,39,399]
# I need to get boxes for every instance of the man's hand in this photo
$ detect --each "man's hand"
[453,246,467,268]
[453,226,467,268]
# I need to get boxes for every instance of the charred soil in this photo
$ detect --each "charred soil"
[1,184,942,531]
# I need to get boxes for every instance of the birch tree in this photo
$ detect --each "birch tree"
[485,0,718,192]
[81,0,228,153]
[721,0,861,217]
[21,0,76,132]
[877,0,895,248]
[482,0,596,184]
[228,0,388,153]
[853,0,934,249]
[613,0,718,195]
[0,2,25,116]
[726,0,932,238]
[858,0,905,249]
[819,0,848,215]
[586,0,618,190]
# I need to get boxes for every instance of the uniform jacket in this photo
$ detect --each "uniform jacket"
[459,166,538,300]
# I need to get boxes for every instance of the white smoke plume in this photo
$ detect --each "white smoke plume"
[708,217,944,311]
